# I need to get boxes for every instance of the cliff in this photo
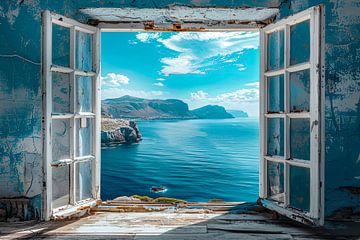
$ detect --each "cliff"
[191,105,234,119]
[102,95,195,119]
[101,117,142,146]
[102,95,238,120]
[227,110,249,118]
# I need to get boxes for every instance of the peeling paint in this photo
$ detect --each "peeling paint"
[80,6,279,25]
[0,0,359,221]
[278,0,360,217]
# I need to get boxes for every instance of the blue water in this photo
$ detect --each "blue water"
[101,118,259,202]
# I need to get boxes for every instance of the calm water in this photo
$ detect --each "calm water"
[101,118,259,202]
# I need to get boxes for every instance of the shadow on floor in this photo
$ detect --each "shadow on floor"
[1,203,360,239]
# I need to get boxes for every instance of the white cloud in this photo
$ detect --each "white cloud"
[236,64,247,71]
[156,78,166,81]
[101,73,129,87]
[224,59,236,63]
[102,88,163,100]
[153,82,164,87]
[244,82,259,87]
[190,90,209,100]
[213,88,259,102]
[136,32,160,43]
[155,32,259,76]
[190,88,258,103]
[128,40,138,45]
[160,54,205,76]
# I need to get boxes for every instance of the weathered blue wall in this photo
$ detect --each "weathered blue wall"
[277,0,360,218]
[0,0,78,220]
[0,0,279,221]
[0,0,359,220]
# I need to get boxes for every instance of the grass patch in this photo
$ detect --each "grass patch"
[131,195,154,202]
[130,195,187,204]
[153,197,187,204]
[209,198,225,203]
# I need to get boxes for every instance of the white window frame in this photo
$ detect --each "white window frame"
[42,10,101,220]
[259,6,324,225]
[40,6,324,224]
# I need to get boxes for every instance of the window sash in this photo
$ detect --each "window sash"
[43,10,101,220]
[259,6,321,221]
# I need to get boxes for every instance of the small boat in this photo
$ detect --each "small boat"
[150,186,167,193]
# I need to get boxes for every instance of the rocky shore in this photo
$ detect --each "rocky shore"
[101,117,142,146]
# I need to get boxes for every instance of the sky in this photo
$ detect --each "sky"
[101,32,260,116]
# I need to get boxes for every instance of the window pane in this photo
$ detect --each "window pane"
[290,166,310,212]
[76,31,93,71]
[76,76,93,113]
[76,118,93,157]
[290,69,310,112]
[76,161,93,201]
[52,72,70,113]
[52,165,70,209]
[52,119,70,161]
[290,20,310,65]
[267,118,284,157]
[290,118,310,160]
[267,30,284,71]
[267,161,284,202]
[52,24,70,67]
[267,75,284,113]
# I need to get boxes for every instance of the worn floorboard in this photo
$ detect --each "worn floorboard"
[1,203,360,239]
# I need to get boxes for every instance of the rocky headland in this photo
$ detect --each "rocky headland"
[102,95,240,120]
[101,117,142,146]
[101,95,248,146]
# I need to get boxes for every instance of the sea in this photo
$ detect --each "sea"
[101,117,259,202]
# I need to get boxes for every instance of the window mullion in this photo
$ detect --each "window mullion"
[43,10,53,220]
[283,23,290,207]
[259,30,267,199]
[69,26,77,205]
[309,8,321,219]
[92,29,101,200]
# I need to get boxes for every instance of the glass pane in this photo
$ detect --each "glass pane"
[290,69,310,112]
[290,118,310,160]
[290,20,310,65]
[267,75,284,113]
[52,119,70,161]
[52,72,70,113]
[267,30,284,71]
[267,118,284,157]
[290,166,310,212]
[52,165,70,209]
[76,76,93,113]
[76,118,93,157]
[76,31,93,71]
[267,161,284,202]
[52,24,70,67]
[76,161,93,201]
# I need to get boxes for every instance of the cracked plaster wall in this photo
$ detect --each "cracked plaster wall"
[277,0,360,218]
[0,0,359,219]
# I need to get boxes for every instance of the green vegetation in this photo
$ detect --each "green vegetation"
[153,197,187,204]
[131,195,153,202]
[209,198,225,203]
[131,195,187,204]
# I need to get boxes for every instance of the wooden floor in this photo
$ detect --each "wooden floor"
[1,202,360,239]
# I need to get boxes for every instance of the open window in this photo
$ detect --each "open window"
[42,6,323,224]
[42,11,101,220]
[259,6,323,225]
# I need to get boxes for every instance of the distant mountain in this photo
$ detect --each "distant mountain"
[191,105,234,119]
[102,95,237,120]
[227,110,248,118]
[102,95,195,119]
